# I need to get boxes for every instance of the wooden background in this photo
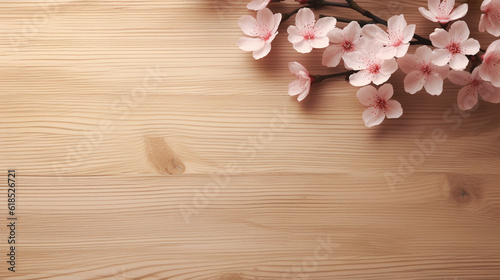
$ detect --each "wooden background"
[1,0,499,279]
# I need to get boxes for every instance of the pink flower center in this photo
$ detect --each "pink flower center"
[420,64,432,75]
[261,31,272,41]
[374,97,387,109]
[446,42,461,55]
[368,63,381,74]
[471,80,481,87]
[303,31,315,40]
[342,41,353,51]
[301,23,316,40]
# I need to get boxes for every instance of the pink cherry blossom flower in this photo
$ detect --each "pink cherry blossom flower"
[478,39,500,87]
[356,84,403,127]
[288,62,312,102]
[343,43,398,86]
[397,46,449,95]
[479,0,500,37]
[361,15,415,59]
[237,8,282,59]
[449,68,500,110]
[247,0,271,11]
[430,21,480,70]
[418,0,468,24]
[287,8,337,53]
[322,21,363,67]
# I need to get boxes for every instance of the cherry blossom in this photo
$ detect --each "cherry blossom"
[361,15,415,59]
[418,0,468,24]
[237,8,282,59]
[247,0,271,11]
[479,0,500,37]
[478,39,500,87]
[356,84,403,127]
[429,21,480,70]
[288,62,312,102]
[322,21,363,67]
[343,43,398,86]
[449,68,500,110]
[397,46,449,95]
[287,8,337,53]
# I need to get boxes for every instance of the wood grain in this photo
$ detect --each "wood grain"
[1,0,499,279]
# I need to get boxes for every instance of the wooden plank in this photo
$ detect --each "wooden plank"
[1,0,499,279]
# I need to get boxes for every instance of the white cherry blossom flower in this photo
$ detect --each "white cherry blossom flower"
[397,46,449,95]
[430,21,480,70]
[478,39,500,87]
[479,0,500,36]
[343,43,398,86]
[322,21,363,67]
[449,68,500,110]
[288,62,312,102]
[418,0,468,24]
[247,0,271,11]
[356,84,403,127]
[237,8,282,59]
[287,8,337,53]
[361,15,415,59]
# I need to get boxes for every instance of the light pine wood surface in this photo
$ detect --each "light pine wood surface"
[1,0,499,279]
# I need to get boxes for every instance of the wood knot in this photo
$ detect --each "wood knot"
[144,137,185,175]
[445,174,482,206]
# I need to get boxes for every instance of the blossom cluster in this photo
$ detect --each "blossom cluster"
[238,0,500,127]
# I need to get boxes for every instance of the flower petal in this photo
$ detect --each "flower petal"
[238,37,265,52]
[252,42,272,59]
[239,15,259,37]
[385,99,403,119]
[362,107,385,127]
[403,24,416,43]
[461,38,480,55]
[297,80,311,102]
[315,17,337,37]
[479,83,500,103]
[293,40,314,53]
[327,28,343,43]
[397,54,417,74]
[428,0,441,15]
[430,28,450,48]
[288,26,304,43]
[419,7,438,22]
[378,46,399,59]
[288,79,307,96]
[289,61,308,75]
[404,71,426,94]
[395,43,410,58]
[449,54,469,70]
[448,70,471,85]
[349,71,372,86]
[378,83,394,100]
[449,21,469,43]
[343,21,362,42]
[423,74,444,95]
[271,13,282,34]
[380,58,398,75]
[356,85,378,106]
[431,48,452,66]
[449,3,468,21]
[372,73,391,85]
[296,8,315,31]
[457,85,478,110]
[309,37,330,49]
[322,45,344,67]
[343,51,365,70]
[247,0,269,10]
